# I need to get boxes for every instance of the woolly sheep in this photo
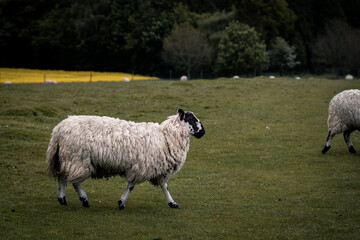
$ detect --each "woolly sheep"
[345,74,354,80]
[46,109,205,209]
[180,75,188,81]
[322,89,360,154]
[44,80,57,84]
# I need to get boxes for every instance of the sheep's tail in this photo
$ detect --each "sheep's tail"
[46,136,60,178]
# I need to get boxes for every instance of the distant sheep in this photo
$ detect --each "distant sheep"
[180,75,188,81]
[345,75,354,80]
[44,80,57,84]
[46,109,205,209]
[322,89,360,154]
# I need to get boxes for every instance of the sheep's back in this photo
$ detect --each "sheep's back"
[54,116,169,180]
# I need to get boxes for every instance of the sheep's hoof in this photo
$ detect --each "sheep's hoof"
[118,200,125,210]
[58,197,67,206]
[168,202,180,209]
[322,146,330,154]
[349,146,356,153]
[80,197,89,208]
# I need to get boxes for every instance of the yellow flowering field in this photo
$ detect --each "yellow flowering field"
[0,68,158,84]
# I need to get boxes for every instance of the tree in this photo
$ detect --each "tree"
[216,21,269,76]
[347,29,360,76]
[162,25,211,79]
[31,0,78,70]
[233,0,296,43]
[342,0,360,29]
[268,37,299,75]
[119,0,175,75]
[31,0,114,71]
[313,19,360,77]
[0,0,58,68]
[177,0,233,13]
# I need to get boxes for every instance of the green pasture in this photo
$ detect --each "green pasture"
[1,77,359,239]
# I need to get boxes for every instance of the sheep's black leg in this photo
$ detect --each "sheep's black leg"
[118,183,135,210]
[57,177,67,206]
[73,183,89,208]
[322,131,334,154]
[161,183,180,209]
[344,130,356,153]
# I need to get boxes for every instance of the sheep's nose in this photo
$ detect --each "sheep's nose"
[193,124,205,139]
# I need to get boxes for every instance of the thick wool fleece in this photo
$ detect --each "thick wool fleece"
[46,115,190,186]
[328,89,360,134]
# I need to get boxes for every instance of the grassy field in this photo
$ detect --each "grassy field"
[0,76,359,239]
[0,68,158,84]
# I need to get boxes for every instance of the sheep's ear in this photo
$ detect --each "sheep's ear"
[177,109,185,121]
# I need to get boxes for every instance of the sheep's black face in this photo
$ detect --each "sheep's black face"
[178,109,205,138]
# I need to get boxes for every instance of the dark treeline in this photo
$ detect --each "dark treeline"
[0,0,359,78]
